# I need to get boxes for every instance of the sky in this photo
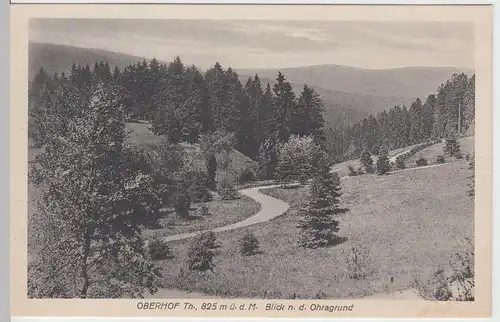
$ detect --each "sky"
[29,19,474,70]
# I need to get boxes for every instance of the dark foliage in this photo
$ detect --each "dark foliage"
[186,232,221,272]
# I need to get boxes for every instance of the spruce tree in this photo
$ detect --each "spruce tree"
[376,148,391,175]
[186,232,221,272]
[444,136,461,157]
[271,72,295,143]
[298,156,348,248]
[275,150,294,187]
[293,84,325,143]
[239,231,261,256]
[359,149,374,173]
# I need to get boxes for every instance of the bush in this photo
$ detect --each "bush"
[239,231,262,256]
[343,246,371,280]
[444,137,461,157]
[147,234,173,260]
[218,179,239,200]
[237,168,256,184]
[376,153,391,175]
[396,156,406,169]
[186,231,221,272]
[171,185,191,219]
[196,204,210,216]
[455,151,463,159]
[436,155,446,164]
[348,165,358,176]
[184,170,212,203]
[416,154,428,167]
[357,166,365,175]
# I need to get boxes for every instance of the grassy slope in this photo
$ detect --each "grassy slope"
[158,160,473,299]
[126,122,257,182]
[331,142,424,177]
[405,136,475,166]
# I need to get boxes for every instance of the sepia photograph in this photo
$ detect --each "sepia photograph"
[10,4,493,318]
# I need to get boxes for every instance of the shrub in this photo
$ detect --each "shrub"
[436,155,446,164]
[343,246,371,280]
[357,166,365,175]
[348,164,358,176]
[359,149,374,174]
[455,151,463,159]
[186,232,221,272]
[147,234,173,260]
[171,184,191,219]
[239,231,262,256]
[396,156,406,169]
[196,204,210,216]
[376,152,391,175]
[218,179,239,200]
[237,168,256,184]
[184,170,212,203]
[412,237,474,301]
[416,154,428,167]
[444,137,461,157]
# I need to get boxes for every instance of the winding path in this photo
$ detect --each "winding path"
[162,143,449,243]
[153,143,448,299]
[162,183,298,243]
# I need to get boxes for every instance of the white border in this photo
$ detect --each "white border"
[7,1,498,322]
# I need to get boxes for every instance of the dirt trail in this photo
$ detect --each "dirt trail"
[153,149,453,300]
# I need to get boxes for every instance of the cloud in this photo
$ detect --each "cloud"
[29,19,474,69]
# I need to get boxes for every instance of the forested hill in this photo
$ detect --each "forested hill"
[29,42,470,129]
[238,65,473,99]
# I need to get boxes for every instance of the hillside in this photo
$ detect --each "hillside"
[238,64,473,99]
[29,42,470,129]
[29,42,146,79]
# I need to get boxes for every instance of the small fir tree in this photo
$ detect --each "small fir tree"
[218,179,239,200]
[298,157,348,248]
[239,231,262,256]
[416,154,428,167]
[376,149,391,175]
[395,155,406,169]
[359,149,374,173]
[186,232,221,272]
[275,152,295,187]
[444,137,461,157]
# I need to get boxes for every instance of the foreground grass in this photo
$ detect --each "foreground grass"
[157,161,473,299]
[143,195,261,238]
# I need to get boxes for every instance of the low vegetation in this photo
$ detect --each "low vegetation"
[159,162,473,299]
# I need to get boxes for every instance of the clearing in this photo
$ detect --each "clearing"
[156,159,473,299]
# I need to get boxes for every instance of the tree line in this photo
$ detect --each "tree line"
[325,73,475,162]
[29,57,326,185]
[27,55,475,299]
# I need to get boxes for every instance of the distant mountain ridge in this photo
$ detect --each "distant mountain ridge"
[29,42,473,129]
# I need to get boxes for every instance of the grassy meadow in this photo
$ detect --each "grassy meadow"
[156,158,473,299]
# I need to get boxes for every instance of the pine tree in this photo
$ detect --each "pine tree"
[271,72,295,143]
[292,84,325,143]
[239,231,261,256]
[359,149,374,174]
[298,157,348,248]
[186,232,221,272]
[376,148,391,175]
[444,136,461,157]
[275,149,294,187]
